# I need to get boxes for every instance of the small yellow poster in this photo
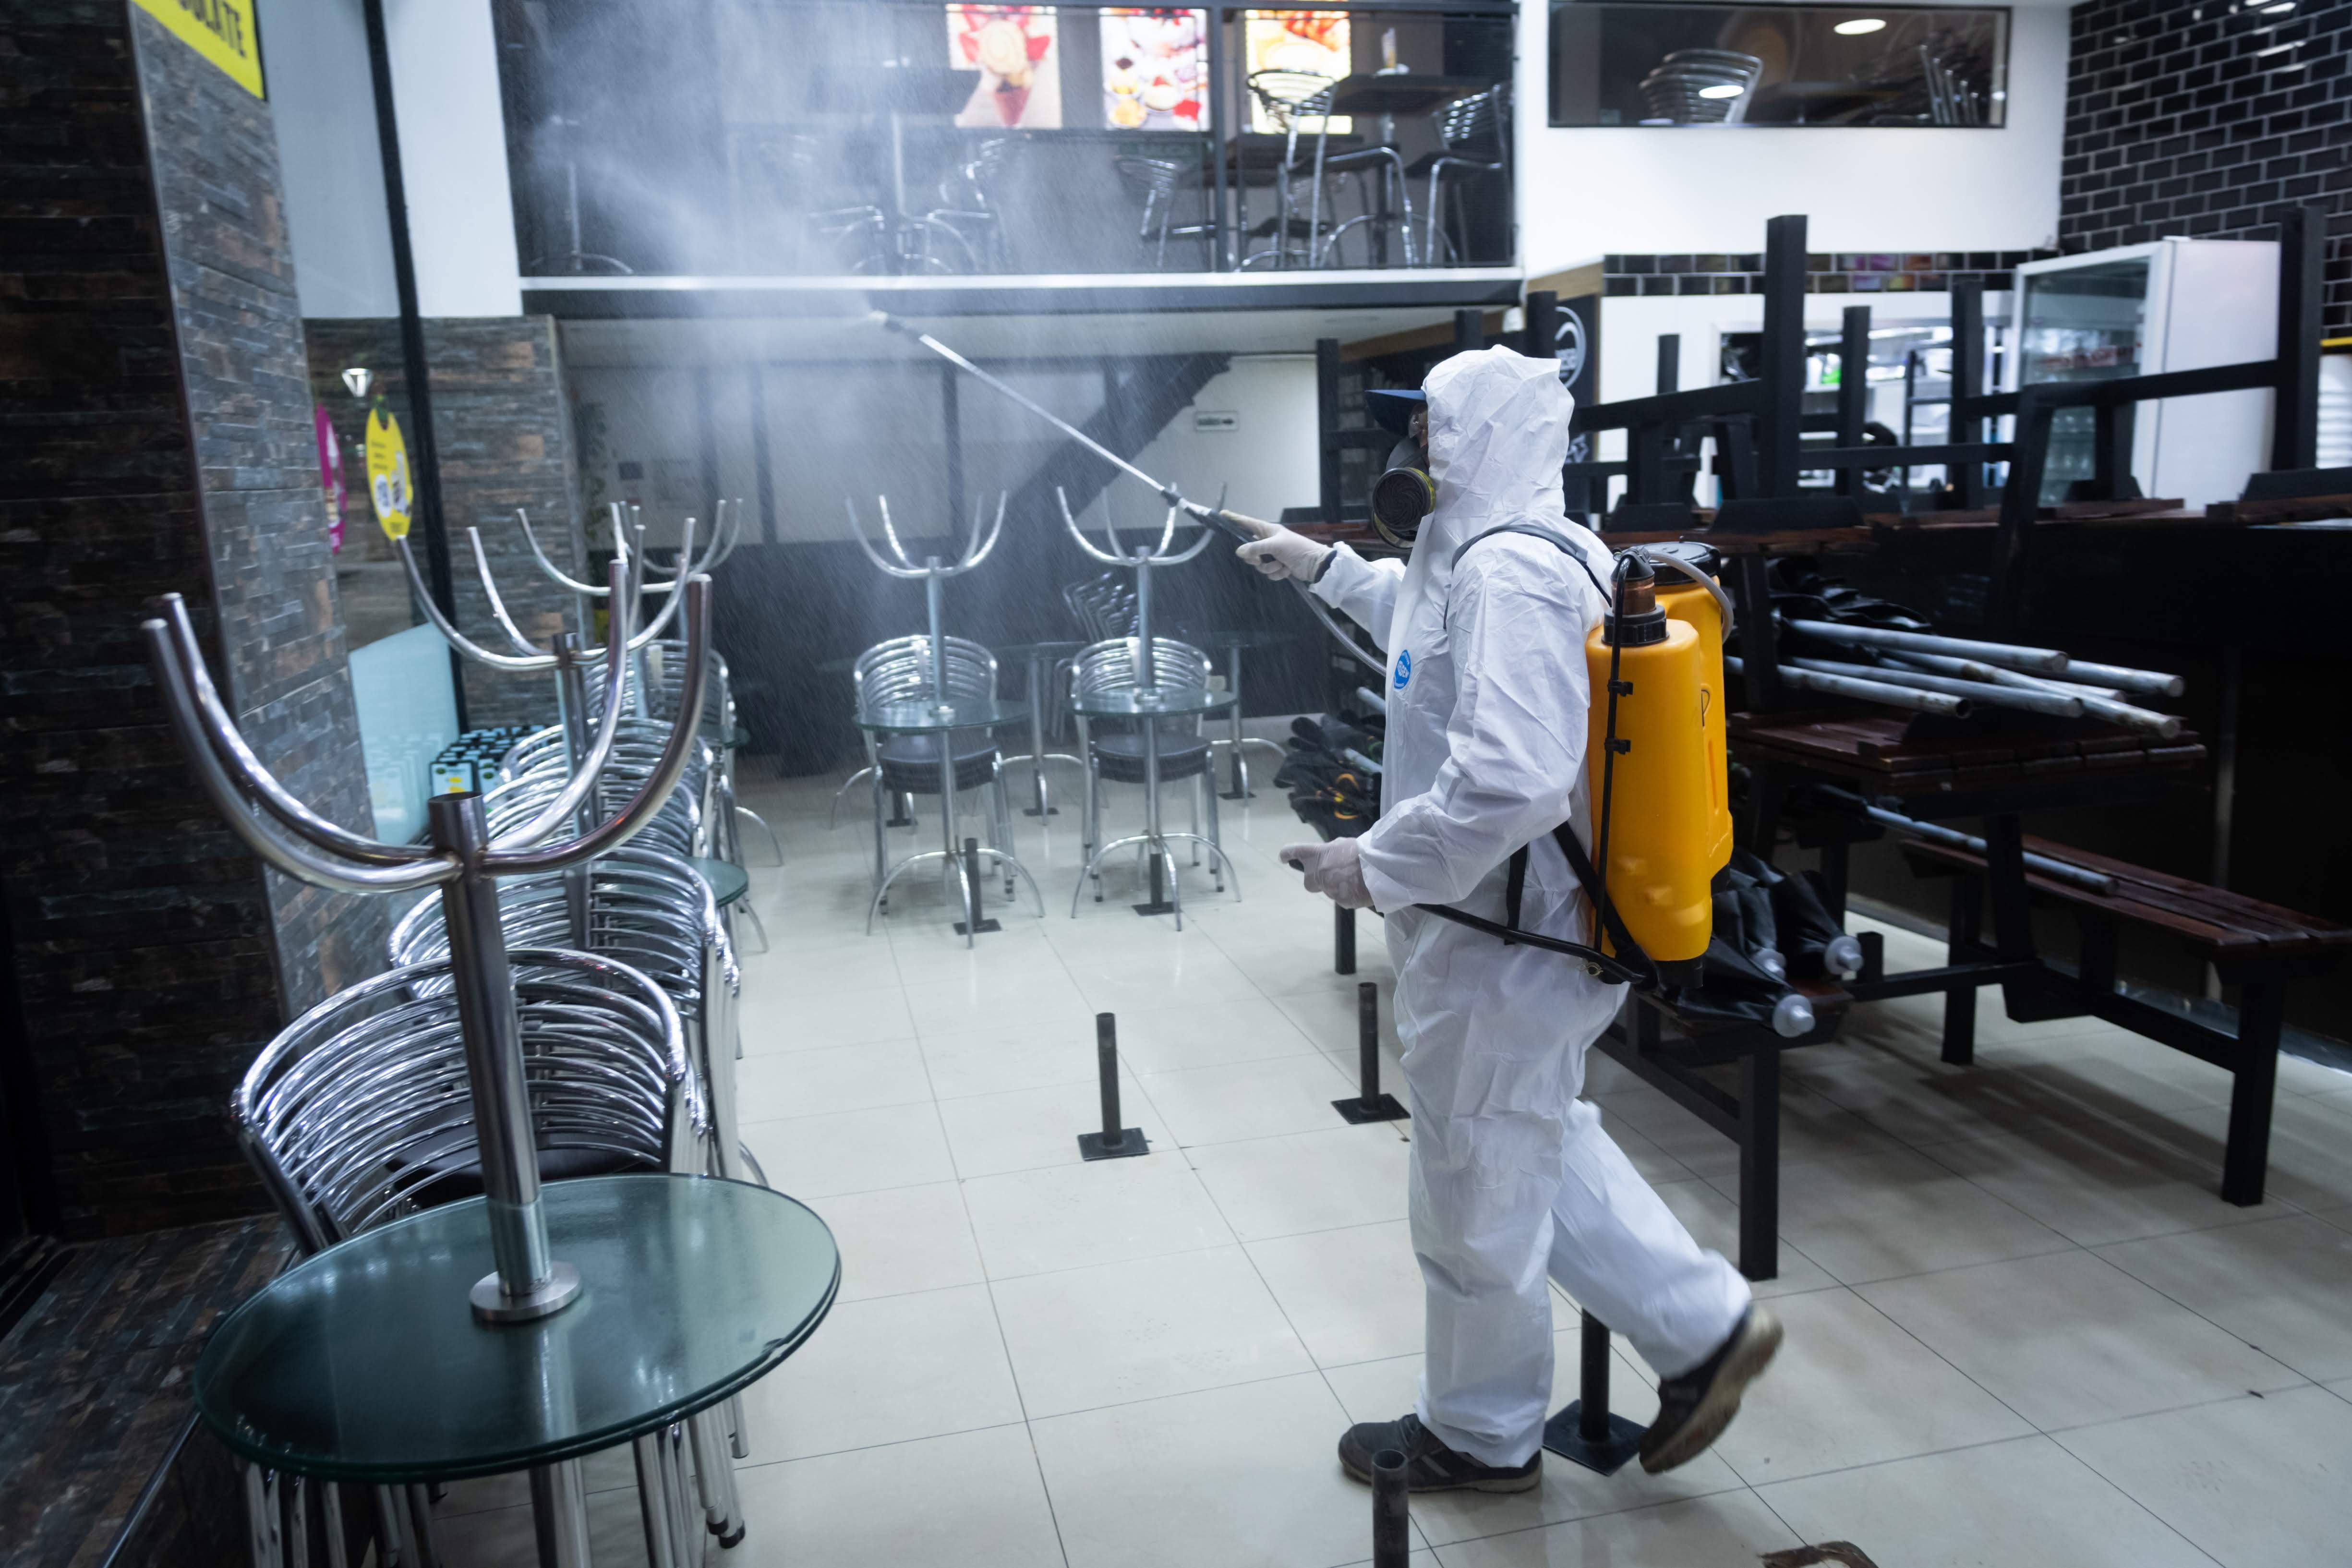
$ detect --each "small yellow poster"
[364,408,412,540]
[132,0,265,99]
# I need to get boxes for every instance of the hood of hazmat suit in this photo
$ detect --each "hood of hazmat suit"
[1307,347,1749,1467]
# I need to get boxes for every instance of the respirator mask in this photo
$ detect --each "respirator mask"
[1370,435,1434,549]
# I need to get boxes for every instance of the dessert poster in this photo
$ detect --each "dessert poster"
[1101,10,1208,132]
[949,6,1062,129]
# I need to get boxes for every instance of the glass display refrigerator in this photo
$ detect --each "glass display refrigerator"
[2008,239,2279,506]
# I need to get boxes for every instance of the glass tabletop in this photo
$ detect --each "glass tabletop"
[855,698,1029,733]
[193,1175,838,1483]
[1070,687,1237,718]
[687,856,750,909]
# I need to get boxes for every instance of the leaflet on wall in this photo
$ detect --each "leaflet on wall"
[948,6,1062,129]
[364,407,412,540]
[1101,10,1208,132]
[314,406,346,555]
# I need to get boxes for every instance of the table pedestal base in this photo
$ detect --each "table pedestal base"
[868,844,1042,947]
[470,1260,581,1324]
[1076,831,1236,930]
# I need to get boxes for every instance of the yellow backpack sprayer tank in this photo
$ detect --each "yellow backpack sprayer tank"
[1640,542,1734,880]
[1584,555,1715,986]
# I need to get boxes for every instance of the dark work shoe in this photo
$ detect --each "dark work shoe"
[1638,1305,1783,1474]
[1337,1412,1541,1494]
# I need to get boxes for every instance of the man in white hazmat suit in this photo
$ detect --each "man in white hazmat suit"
[1233,347,1780,1490]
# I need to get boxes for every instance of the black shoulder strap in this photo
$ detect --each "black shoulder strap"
[1449,522,1611,603]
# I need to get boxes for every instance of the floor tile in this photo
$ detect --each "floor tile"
[730,1424,1065,1568]
[739,1282,1025,1462]
[936,1074,1171,1179]
[1063,940,1268,1015]
[1597,1080,1906,1181]
[1032,1373,1390,1568]
[1188,1122,1412,1242]
[1139,1053,1363,1146]
[1858,1249,2304,1430]
[1099,994,1327,1074]
[735,937,904,997]
[733,1036,932,1121]
[813,1180,987,1303]
[1646,1178,1838,1300]
[1429,1490,1801,1567]
[2056,1385,2352,1568]
[1730,1147,2074,1285]
[1247,1219,1449,1369]
[1918,1118,2294,1247]
[2097,1215,2352,1381]
[901,963,1097,1040]
[989,1245,1314,1417]
[1272,982,1404,1058]
[1320,1334,1748,1547]
[920,1019,1104,1100]
[737,982,915,1054]
[1704,1286,2033,1483]
[1759,1433,2217,1568]
[962,1153,1235,1279]
[740,1103,956,1197]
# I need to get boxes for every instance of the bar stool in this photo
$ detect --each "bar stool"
[851,634,1018,913]
[1068,636,1236,919]
[1409,84,1509,265]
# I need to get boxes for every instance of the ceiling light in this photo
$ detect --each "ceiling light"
[1698,83,1745,98]
[341,367,372,398]
[1834,17,1888,34]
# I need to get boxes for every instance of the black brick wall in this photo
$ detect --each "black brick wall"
[0,3,381,1240]
[2063,0,2352,330]
[306,317,583,729]
[1601,249,2054,298]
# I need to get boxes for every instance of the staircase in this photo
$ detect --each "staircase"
[1009,351,1232,525]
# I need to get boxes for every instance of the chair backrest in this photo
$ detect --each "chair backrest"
[853,634,998,712]
[1062,574,1137,642]
[1436,85,1508,157]
[1115,156,1182,201]
[387,845,726,1024]
[1639,51,1760,124]
[587,640,733,732]
[1073,637,1213,698]
[232,949,703,1255]
[483,738,706,860]
[1248,68,1337,128]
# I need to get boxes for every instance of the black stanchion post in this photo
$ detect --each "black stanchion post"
[1335,905,1356,975]
[1334,982,1409,1123]
[1370,1449,1410,1568]
[953,835,1001,936]
[1542,1311,1646,1473]
[1078,1013,1149,1160]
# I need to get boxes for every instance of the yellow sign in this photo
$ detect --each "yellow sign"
[364,408,412,540]
[133,0,265,99]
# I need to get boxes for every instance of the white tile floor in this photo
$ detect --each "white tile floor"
[435,761,2352,1568]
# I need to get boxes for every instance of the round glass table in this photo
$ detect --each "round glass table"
[686,855,750,911]
[854,698,1042,945]
[1068,686,1240,927]
[193,1175,839,1483]
[995,640,1088,818]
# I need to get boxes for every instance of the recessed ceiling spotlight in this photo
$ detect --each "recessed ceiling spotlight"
[1699,83,1745,98]
[1834,17,1888,34]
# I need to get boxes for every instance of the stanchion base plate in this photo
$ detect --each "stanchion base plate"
[953,918,1002,936]
[1132,900,1179,917]
[884,814,916,829]
[1078,1128,1151,1162]
[1023,807,1060,817]
[1542,1402,1646,1475]
[1218,788,1254,801]
[1333,1093,1410,1125]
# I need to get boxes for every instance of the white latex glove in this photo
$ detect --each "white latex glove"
[1279,837,1374,910]
[1231,514,1332,583]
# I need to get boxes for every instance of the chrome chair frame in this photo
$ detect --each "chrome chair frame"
[1416,84,1510,267]
[1067,636,1237,924]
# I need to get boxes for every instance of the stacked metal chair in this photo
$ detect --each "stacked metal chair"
[849,632,1022,922]
[142,558,744,1568]
[1066,636,1229,904]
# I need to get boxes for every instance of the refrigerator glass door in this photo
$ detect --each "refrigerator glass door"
[2018,257,2151,502]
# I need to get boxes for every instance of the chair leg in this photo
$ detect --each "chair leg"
[403,1486,442,1568]
[1205,769,1226,894]
[736,807,784,866]
[244,1464,282,1568]
[1189,773,1202,864]
[633,1435,681,1568]
[690,1406,746,1548]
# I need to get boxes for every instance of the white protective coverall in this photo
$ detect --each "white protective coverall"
[1310,347,1750,1467]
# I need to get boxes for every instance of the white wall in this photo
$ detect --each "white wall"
[1108,356,1323,526]
[385,0,522,316]
[257,0,398,318]
[1517,4,2070,273]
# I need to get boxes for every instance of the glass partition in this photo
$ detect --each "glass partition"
[492,1,1515,276]
[1550,4,2008,127]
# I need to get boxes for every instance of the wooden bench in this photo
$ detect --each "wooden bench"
[1895,835,2352,1205]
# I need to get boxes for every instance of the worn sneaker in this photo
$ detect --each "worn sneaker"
[1337,1412,1542,1494]
[1638,1305,1783,1474]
